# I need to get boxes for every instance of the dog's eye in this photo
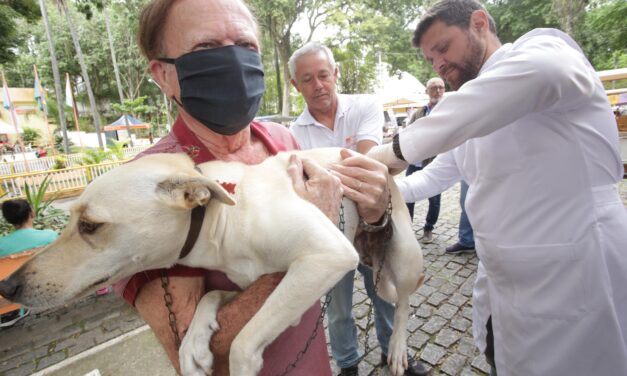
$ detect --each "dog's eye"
[79,220,102,234]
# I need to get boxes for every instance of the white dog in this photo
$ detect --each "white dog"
[0,148,423,376]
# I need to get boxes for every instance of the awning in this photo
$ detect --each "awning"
[104,115,151,131]
[0,120,24,134]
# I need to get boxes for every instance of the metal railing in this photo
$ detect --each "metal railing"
[0,145,150,175]
[0,160,127,199]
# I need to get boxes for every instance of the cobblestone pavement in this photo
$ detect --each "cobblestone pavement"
[1,181,626,376]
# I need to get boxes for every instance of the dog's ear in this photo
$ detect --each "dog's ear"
[157,175,237,209]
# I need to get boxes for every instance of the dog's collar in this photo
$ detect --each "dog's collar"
[179,205,206,260]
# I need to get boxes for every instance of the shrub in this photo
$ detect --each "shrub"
[24,175,59,219]
[22,127,41,146]
[52,156,67,170]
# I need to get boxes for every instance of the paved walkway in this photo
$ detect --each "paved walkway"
[1,181,626,376]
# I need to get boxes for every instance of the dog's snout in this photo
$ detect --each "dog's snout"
[0,276,20,300]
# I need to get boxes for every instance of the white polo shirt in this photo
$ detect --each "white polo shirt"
[290,94,383,151]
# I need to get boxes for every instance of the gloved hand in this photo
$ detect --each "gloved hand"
[366,143,408,175]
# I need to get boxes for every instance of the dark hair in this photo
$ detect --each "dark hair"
[412,0,497,47]
[2,199,32,226]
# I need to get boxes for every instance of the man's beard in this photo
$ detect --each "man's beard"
[443,33,484,90]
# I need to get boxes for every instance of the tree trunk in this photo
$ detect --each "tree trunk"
[104,6,133,146]
[278,34,292,117]
[61,1,104,148]
[38,0,69,153]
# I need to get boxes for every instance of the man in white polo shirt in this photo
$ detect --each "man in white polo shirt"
[289,42,428,376]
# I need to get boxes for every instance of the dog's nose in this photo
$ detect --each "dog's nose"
[0,276,20,300]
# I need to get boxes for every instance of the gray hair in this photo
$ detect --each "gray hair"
[426,77,445,88]
[288,42,337,80]
[412,0,497,47]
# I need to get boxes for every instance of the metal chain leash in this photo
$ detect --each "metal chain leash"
[277,201,345,375]
[161,270,182,348]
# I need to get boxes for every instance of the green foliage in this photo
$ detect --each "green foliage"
[52,156,67,169]
[24,175,59,219]
[111,96,157,117]
[0,0,40,64]
[22,127,41,146]
[106,138,128,161]
[79,148,112,165]
[486,0,560,43]
[54,133,74,153]
[574,0,627,70]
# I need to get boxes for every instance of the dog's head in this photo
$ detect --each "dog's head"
[0,153,235,309]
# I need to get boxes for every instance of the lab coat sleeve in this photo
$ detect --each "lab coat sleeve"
[398,35,598,165]
[397,150,461,203]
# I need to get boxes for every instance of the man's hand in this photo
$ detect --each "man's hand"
[210,273,285,376]
[288,154,343,224]
[330,149,389,224]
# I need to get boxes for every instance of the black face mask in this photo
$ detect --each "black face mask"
[159,45,265,135]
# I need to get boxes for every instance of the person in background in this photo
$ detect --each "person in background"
[0,199,57,257]
[113,1,390,375]
[289,41,428,376]
[35,146,47,158]
[0,199,58,327]
[368,0,627,375]
[405,77,445,244]
[444,181,475,254]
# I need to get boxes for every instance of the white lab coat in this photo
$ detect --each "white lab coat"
[397,29,627,376]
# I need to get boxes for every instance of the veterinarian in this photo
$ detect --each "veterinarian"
[112,0,391,375]
[404,77,445,245]
[289,42,429,376]
[369,0,627,375]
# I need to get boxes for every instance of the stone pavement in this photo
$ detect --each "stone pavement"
[1,181,626,376]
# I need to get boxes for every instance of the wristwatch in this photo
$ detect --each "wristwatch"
[358,194,393,233]
[392,133,406,161]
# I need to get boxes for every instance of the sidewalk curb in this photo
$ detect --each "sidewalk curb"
[31,325,151,376]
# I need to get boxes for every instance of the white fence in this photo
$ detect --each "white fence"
[0,161,126,199]
[0,145,149,175]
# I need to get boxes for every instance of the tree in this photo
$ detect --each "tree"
[574,0,627,73]
[55,0,103,148]
[552,0,588,36]
[248,0,345,116]
[37,0,70,153]
[111,96,157,119]
[0,0,39,64]
[486,0,559,43]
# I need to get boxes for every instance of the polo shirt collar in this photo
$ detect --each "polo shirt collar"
[293,94,349,127]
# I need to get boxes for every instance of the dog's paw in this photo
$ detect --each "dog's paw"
[229,338,264,376]
[387,333,408,376]
[386,350,408,376]
[179,319,220,376]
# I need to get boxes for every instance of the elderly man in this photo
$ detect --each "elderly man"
[115,1,391,375]
[289,41,429,376]
[405,77,445,244]
[369,0,627,375]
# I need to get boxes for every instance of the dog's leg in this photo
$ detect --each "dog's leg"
[179,290,237,376]
[228,251,358,376]
[382,185,425,376]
